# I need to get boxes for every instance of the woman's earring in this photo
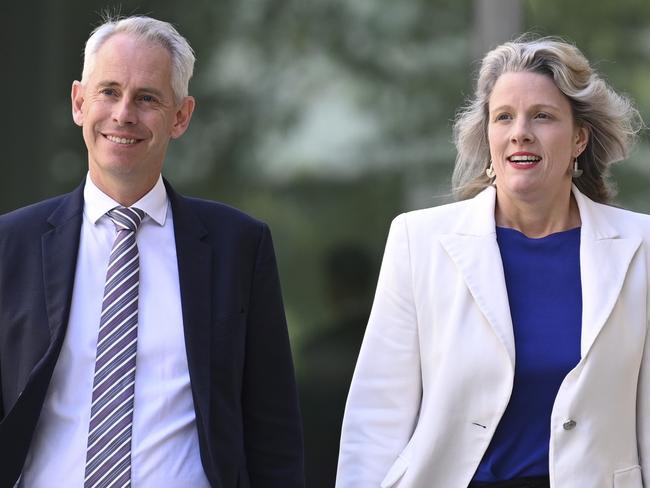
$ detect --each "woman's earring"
[572,157,583,178]
[486,162,496,179]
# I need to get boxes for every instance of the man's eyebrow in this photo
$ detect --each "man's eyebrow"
[96,80,120,89]
[95,80,166,99]
[137,86,166,99]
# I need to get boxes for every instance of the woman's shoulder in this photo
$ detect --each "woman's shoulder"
[389,197,482,241]
[402,198,473,222]
[585,198,650,238]
[393,186,494,235]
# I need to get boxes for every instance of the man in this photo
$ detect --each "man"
[0,15,304,487]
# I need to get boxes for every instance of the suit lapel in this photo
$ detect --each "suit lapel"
[42,184,84,340]
[165,180,213,419]
[439,187,516,368]
[2,184,85,485]
[440,186,642,366]
[574,188,641,358]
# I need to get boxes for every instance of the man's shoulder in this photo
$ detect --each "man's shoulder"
[0,193,72,232]
[179,195,262,225]
[173,193,268,237]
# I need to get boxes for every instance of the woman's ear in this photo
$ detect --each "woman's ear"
[575,125,589,157]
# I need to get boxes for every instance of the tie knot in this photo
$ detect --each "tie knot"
[107,207,146,232]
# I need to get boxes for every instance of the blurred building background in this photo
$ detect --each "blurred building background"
[3,1,650,486]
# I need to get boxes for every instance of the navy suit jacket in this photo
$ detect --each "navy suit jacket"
[0,179,304,487]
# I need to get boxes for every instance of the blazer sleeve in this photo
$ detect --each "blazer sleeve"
[241,223,305,487]
[0,361,3,420]
[336,214,422,488]
[636,269,650,486]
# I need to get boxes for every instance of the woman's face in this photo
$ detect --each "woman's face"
[487,71,588,208]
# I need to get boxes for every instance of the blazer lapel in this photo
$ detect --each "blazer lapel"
[42,184,84,340]
[573,187,641,358]
[2,184,85,486]
[440,186,641,369]
[165,180,213,420]
[439,187,516,369]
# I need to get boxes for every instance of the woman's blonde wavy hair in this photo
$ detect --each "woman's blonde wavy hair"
[452,34,643,202]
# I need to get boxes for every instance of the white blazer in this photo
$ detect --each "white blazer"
[336,185,650,488]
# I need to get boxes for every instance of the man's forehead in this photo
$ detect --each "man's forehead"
[95,33,171,66]
[86,34,173,90]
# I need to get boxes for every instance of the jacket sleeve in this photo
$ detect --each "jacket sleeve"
[242,223,305,487]
[336,214,422,488]
[0,361,3,421]
[636,257,650,486]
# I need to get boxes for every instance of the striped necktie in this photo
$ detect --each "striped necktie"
[85,206,146,488]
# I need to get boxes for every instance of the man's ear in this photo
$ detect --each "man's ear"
[71,81,85,127]
[170,96,196,139]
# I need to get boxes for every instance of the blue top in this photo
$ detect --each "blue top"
[472,226,582,482]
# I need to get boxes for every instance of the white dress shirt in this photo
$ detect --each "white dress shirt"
[20,175,211,487]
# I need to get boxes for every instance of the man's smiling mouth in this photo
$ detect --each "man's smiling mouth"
[104,134,139,145]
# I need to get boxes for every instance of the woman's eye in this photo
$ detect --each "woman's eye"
[140,95,156,103]
[495,113,511,121]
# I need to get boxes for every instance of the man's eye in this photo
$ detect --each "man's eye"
[140,95,156,103]
[100,88,117,96]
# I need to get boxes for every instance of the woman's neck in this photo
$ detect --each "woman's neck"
[495,190,581,238]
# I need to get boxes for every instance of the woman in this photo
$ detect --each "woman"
[336,36,649,488]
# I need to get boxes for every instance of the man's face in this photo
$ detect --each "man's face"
[71,33,194,201]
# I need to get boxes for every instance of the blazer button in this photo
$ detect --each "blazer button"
[563,420,577,430]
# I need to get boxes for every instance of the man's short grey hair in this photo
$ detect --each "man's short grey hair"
[81,15,195,103]
[452,34,643,203]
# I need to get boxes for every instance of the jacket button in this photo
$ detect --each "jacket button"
[563,420,577,430]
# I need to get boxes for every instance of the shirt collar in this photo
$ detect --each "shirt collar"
[83,174,168,226]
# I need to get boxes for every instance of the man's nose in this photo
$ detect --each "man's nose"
[112,98,138,125]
